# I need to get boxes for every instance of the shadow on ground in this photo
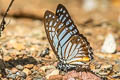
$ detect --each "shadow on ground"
[0,56,38,77]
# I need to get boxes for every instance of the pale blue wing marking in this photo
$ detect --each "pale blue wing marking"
[49,14,52,17]
[53,34,59,50]
[63,10,66,13]
[49,27,51,31]
[45,15,48,19]
[68,19,72,23]
[52,27,55,31]
[69,24,74,30]
[57,9,59,13]
[76,44,81,49]
[49,32,52,39]
[66,14,68,17]
[68,48,78,60]
[58,45,62,58]
[60,8,63,11]
[49,20,53,26]
[53,22,57,27]
[61,43,67,58]
[60,32,71,47]
[66,20,70,25]
[69,44,77,55]
[59,14,64,20]
[58,29,66,40]
[62,17,66,23]
[58,23,63,29]
[65,42,72,59]
[73,29,77,34]
[51,32,55,37]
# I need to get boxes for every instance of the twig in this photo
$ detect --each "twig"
[0,0,14,37]
[0,0,14,77]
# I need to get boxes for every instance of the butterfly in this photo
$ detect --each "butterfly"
[44,4,93,72]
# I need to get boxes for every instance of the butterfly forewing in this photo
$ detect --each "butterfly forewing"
[56,4,79,35]
[44,4,93,71]
[44,11,73,59]
[44,11,80,60]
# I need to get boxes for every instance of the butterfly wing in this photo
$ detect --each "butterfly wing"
[56,4,79,35]
[44,10,65,59]
[44,4,93,71]
[56,4,93,63]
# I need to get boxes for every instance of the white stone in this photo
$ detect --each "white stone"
[68,78,76,80]
[40,65,56,71]
[46,69,59,79]
[83,0,97,11]
[101,33,116,53]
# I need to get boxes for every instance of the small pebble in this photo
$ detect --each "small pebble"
[16,65,24,70]
[23,68,31,75]
[91,62,113,77]
[11,68,18,74]
[0,74,2,77]
[46,69,59,79]
[83,0,97,11]
[40,65,56,71]
[33,66,39,70]
[5,69,12,74]
[16,71,27,78]
[26,76,32,80]
[101,33,116,53]
[24,64,34,69]
[7,74,17,79]
[112,71,120,78]
[49,75,62,80]
[68,77,76,80]
[13,43,25,50]
[4,56,12,61]
[33,76,45,80]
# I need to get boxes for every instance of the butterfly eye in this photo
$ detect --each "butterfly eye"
[44,4,93,72]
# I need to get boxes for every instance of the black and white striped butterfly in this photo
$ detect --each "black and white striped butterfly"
[44,4,93,72]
